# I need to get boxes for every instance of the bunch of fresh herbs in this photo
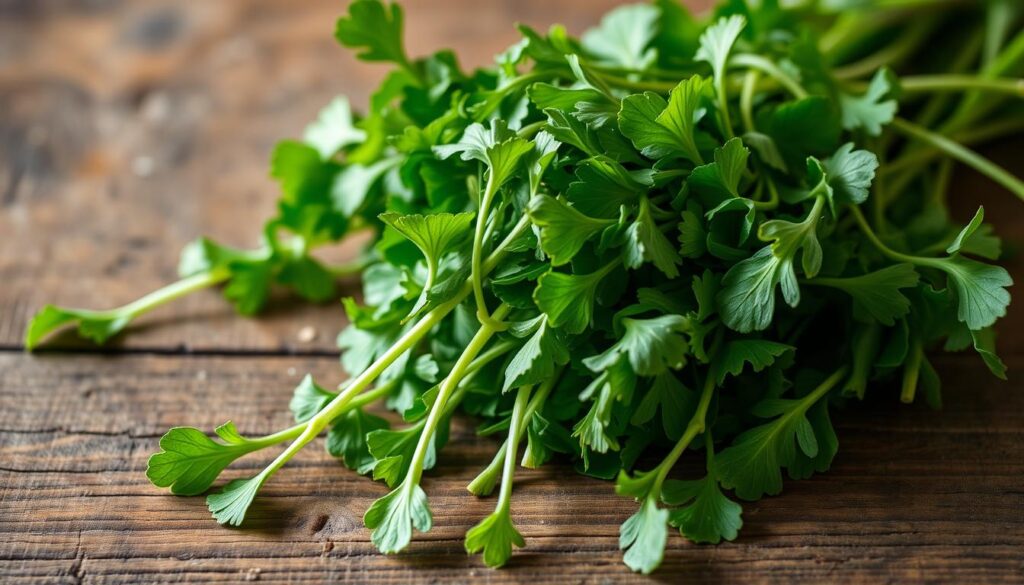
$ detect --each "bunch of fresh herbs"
[27,0,1024,574]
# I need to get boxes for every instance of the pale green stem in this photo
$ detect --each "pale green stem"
[881,118,1024,175]
[895,75,1024,96]
[471,173,505,329]
[494,385,532,514]
[651,368,717,496]
[248,217,533,485]
[740,69,760,134]
[730,54,809,99]
[901,337,924,404]
[113,268,229,321]
[405,304,512,491]
[890,118,1024,202]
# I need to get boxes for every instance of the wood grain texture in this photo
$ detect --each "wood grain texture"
[1,353,1022,584]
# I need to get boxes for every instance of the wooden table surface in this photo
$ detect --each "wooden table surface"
[1,1,1022,583]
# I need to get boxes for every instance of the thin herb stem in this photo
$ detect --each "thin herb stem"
[730,54,808,99]
[740,69,760,133]
[901,337,923,404]
[116,269,230,320]
[471,174,505,329]
[876,75,1024,96]
[650,329,723,496]
[406,304,511,490]
[494,384,532,513]
[890,118,1024,201]
[881,117,1024,175]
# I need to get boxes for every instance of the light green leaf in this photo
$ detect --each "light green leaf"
[303,96,366,160]
[695,15,746,84]
[207,475,266,526]
[288,374,335,423]
[147,424,262,496]
[839,68,897,136]
[24,305,129,350]
[364,483,433,554]
[433,120,533,189]
[619,498,669,574]
[379,211,475,265]
[528,195,613,266]
[938,256,1012,330]
[582,4,659,70]
[663,475,743,544]
[823,142,879,205]
[335,0,408,66]
[503,316,570,391]
[618,75,708,163]
[535,263,618,334]
[331,157,401,217]
[464,509,526,568]
[584,315,689,376]
[946,206,985,255]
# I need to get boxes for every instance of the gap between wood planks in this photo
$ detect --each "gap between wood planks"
[0,344,340,358]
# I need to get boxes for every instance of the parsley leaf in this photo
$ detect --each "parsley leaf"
[335,0,409,68]
[618,75,709,163]
[364,484,433,553]
[619,498,669,575]
[582,4,659,71]
[840,68,898,136]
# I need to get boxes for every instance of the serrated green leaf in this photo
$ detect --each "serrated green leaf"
[584,315,689,376]
[464,509,526,568]
[529,195,613,266]
[146,425,261,496]
[364,483,433,554]
[582,4,659,70]
[207,475,266,527]
[823,142,878,205]
[335,0,408,66]
[619,498,669,574]
[938,256,1012,330]
[839,68,897,136]
[303,96,366,160]
[618,75,708,163]
[288,374,335,423]
[534,262,618,334]
[812,264,919,326]
[503,316,570,391]
[663,475,743,544]
[712,339,794,384]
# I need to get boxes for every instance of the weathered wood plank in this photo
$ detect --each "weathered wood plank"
[0,353,1022,583]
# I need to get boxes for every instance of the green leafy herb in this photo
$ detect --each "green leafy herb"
[30,0,1022,575]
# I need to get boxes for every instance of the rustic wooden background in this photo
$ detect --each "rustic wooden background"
[1,0,1022,583]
